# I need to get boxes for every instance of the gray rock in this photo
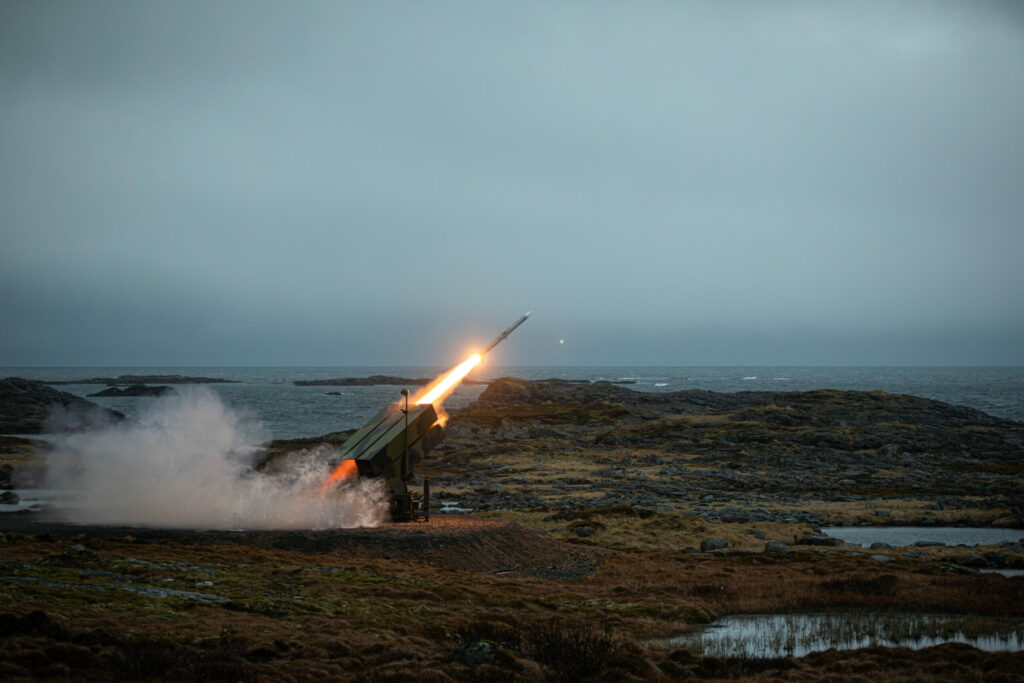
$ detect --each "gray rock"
[0,491,19,504]
[870,542,894,550]
[720,506,751,523]
[983,552,1006,568]
[700,538,729,551]
[453,641,499,666]
[871,554,895,562]
[797,534,843,546]
[961,553,987,568]
[574,525,594,537]
[764,541,789,553]
[747,529,766,540]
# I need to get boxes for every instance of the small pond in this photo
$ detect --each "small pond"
[663,612,1024,658]
[0,488,72,513]
[439,501,473,514]
[822,526,1024,548]
[980,569,1024,578]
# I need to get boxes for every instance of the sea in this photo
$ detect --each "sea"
[3,366,1022,441]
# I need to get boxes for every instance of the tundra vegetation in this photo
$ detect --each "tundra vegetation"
[1,378,1023,680]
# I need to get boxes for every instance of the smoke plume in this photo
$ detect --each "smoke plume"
[43,388,387,529]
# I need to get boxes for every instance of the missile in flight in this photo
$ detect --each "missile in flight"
[483,311,532,354]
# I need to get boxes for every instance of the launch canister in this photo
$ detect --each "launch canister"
[483,311,532,354]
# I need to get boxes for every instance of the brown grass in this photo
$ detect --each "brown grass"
[1,530,1022,680]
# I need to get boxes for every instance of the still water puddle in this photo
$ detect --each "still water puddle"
[822,526,1024,548]
[980,569,1024,578]
[439,501,473,514]
[663,613,1024,658]
[0,488,73,512]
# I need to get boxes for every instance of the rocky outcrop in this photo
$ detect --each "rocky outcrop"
[433,377,1024,514]
[88,385,176,398]
[0,378,124,434]
[46,375,235,385]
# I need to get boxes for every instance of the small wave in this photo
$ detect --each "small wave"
[655,383,668,387]
[743,376,757,380]
[773,377,789,381]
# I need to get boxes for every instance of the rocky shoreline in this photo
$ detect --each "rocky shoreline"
[0,378,124,434]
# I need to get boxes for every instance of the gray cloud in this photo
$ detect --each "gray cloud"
[2,1,1022,366]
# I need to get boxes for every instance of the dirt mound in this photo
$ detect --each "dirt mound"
[0,515,608,576]
[264,516,609,575]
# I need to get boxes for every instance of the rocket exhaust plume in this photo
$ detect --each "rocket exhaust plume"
[415,353,482,406]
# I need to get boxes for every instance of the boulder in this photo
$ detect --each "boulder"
[983,552,1007,568]
[700,538,729,551]
[764,541,789,553]
[719,506,751,523]
[961,553,987,568]
[0,491,19,504]
[797,534,843,546]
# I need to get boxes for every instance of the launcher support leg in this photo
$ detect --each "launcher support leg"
[423,476,431,522]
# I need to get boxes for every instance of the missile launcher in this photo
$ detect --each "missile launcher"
[331,396,443,522]
[325,312,532,522]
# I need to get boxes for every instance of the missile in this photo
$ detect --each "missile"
[483,311,532,354]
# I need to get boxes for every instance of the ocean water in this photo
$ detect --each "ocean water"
[3,366,1022,440]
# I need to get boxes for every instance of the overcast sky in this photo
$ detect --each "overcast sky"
[2,1,1022,367]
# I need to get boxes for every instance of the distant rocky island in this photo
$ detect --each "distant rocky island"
[45,374,236,385]
[87,385,176,398]
[294,375,488,387]
[295,375,635,387]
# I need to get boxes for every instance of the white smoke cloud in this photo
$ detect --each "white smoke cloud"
[43,387,388,529]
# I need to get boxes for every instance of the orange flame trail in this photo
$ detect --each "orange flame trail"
[318,458,357,497]
[415,353,482,406]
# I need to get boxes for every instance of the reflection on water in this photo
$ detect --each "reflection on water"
[0,488,73,512]
[822,526,1024,548]
[980,569,1024,578]
[665,613,1024,658]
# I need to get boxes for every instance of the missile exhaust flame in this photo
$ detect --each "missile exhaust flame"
[415,353,482,407]
[318,458,358,498]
